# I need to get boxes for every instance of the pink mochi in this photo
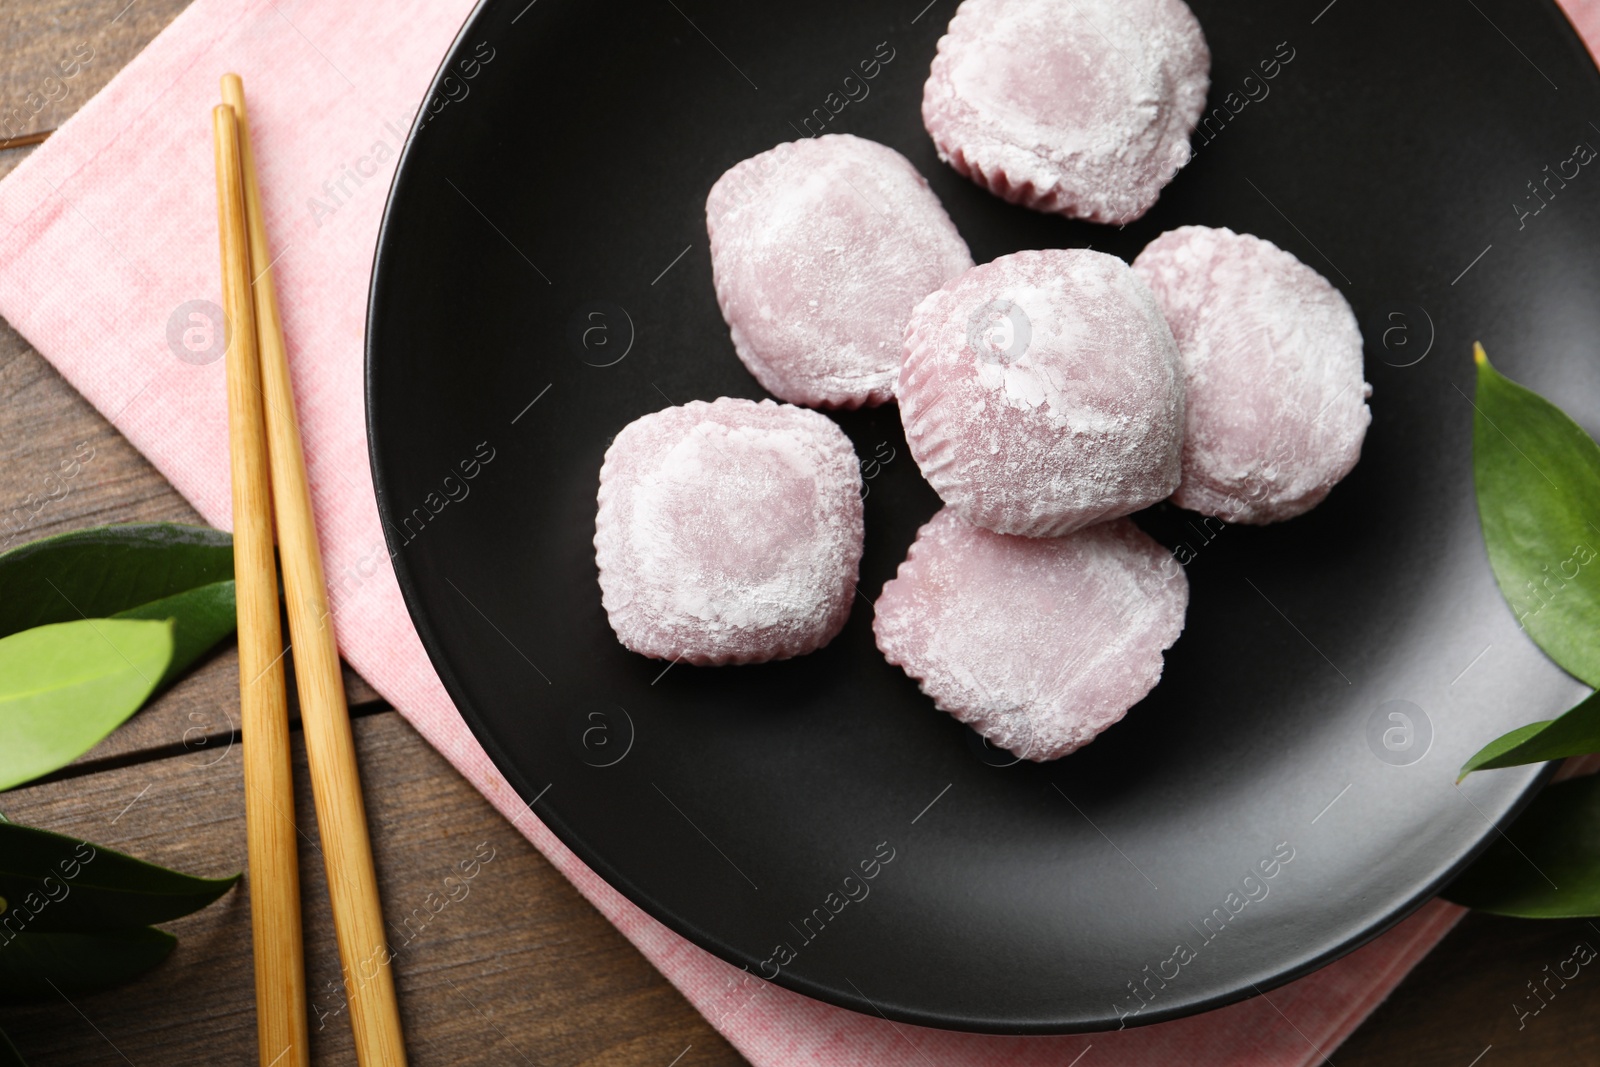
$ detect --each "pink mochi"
[595,398,864,665]
[874,508,1189,761]
[922,0,1210,224]
[706,134,973,409]
[897,248,1184,538]
[1132,226,1372,524]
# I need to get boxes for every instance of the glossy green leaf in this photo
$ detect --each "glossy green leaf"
[0,927,175,998]
[112,580,237,686]
[1473,345,1600,688]
[1459,688,1600,779]
[1458,721,1557,778]
[1445,775,1600,917]
[0,1026,24,1067]
[0,619,173,792]
[0,524,232,641]
[0,821,238,931]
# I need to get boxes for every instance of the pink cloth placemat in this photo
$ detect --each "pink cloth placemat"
[4,1,1595,1062]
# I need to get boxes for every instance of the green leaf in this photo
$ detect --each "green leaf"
[1473,345,1600,688]
[0,927,174,998]
[112,580,237,687]
[1458,721,1556,778]
[0,619,173,792]
[0,1025,24,1067]
[1445,775,1600,917]
[1459,688,1600,779]
[0,821,238,931]
[0,524,232,641]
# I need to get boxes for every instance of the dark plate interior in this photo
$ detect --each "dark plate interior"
[366,0,1600,1033]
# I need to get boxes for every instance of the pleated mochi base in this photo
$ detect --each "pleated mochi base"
[874,508,1189,761]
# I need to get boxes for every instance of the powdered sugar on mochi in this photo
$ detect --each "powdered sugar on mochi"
[898,248,1184,537]
[595,398,864,665]
[874,508,1188,761]
[1132,226,1372,524]
[922,0,1210,224]
[706,134,973,409]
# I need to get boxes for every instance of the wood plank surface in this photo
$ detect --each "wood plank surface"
[1339,911,1600,1067]
[0,316,383,779]
[2,2,1598,1064]
[0,0,192,145]
[0,711,740,1067]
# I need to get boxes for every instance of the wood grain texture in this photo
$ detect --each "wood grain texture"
[0,712,742,1067]
[217,96,314,1067]
[1339,911,1600,1066]
[3,1,1598,1063]
[0,0,192,143]
[0,316,383,773]
[224,72,406,1066]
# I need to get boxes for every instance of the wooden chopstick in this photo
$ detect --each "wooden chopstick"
[220,74,409,1067]
[213,102,312,1067]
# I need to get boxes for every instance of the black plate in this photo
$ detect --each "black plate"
[367,0,1600,1033]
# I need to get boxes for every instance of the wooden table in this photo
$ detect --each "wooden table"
[2,4,1597,1064]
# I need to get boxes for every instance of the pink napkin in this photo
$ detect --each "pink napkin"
[2,0,1593,1062]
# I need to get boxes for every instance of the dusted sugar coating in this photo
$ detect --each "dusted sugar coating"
[706,134,974,409]
[874,508,1189,761]
[898,248,1184,538]
[1132,226,1372,524]
[594,398,864,665]
[922,0,1210,224]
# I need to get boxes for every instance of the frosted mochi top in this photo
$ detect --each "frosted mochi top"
[595,398,864,665]
[1132,226,1372,524]
[707,134,974,409]
[922,0,1211,223]
[898,248,1184,538]
[874,508,1189,761]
